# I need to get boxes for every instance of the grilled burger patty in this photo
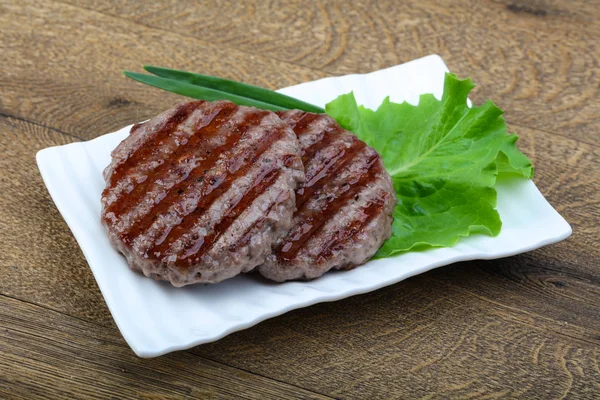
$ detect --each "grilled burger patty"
[101,100,305,286]
[258,111,396,282]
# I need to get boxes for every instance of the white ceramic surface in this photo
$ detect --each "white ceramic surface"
[37,55,571,357]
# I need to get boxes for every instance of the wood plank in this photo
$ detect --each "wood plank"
[1,113,599,398]
[191,274,600,399]
[0,295,333,400]
[2,1,599,397]
[487,122,600,272]
[186,114,600,399]
[0,116,112,325]
[0,0,327,141]
[57,0,600,144]
[429,122,600,343]
[3,113,598,338]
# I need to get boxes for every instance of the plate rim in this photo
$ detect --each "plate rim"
[36,54,572,357]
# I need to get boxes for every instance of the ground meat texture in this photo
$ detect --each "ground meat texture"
[258,111,396,282]
[101,100,304,286]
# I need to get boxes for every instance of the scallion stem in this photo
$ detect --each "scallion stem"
[123,72,288,112]
[142,65,325,113]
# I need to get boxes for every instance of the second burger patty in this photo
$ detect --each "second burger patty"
[258,110,397,282]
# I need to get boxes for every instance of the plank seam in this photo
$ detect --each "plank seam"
[52,0,330,77]
[432,279,600,347]
[0,294,335,399]
[0,112,86,141]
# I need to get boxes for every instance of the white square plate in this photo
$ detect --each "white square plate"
[37,55,571,357]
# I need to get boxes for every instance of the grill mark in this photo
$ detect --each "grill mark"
[129,122,144,136]
[297,139,367,211]
[276,111,306,130]
[277,155,382,262]
[178,168,281,265]
[274,110,296,124]
[300,124,340,164]
[146,123,286,259]
[316,196,388,261]
[235,199,280,250]
[279,112,341,165]
[121,109,268,246]
[106,102,237,218]
[107,102,200,187]
[289,112,321,133]
[281,154,299,168]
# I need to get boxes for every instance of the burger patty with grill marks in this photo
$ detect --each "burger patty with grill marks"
[101,100,305,286]
[258,110,396,282]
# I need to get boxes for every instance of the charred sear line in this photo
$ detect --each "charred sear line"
[275,110,306,130]
[107,101,200,187]
[101,100,307,286]
[123,109,269,248]
[277,153,381,262]
[300,126,339,163]
[286,111,321,133]
[236,199,281,250]
[298,138,367,210]
[108,102,238,219]
[146,123,285,262]
[317,195,388,261]
[180,168,282,264]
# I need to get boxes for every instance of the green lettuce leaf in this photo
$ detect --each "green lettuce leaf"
[325,73,533,258]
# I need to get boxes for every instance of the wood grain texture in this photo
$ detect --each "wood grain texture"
[1,0,600,398]
[190,124,600,398]
[2,115,599,398]
[0,295,332,400]
[59,0,600,144]
[191,279,600,398]
[431,123,600,341]
[0,0,327,140]
[0,116,111,325]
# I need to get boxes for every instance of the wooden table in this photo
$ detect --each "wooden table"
[2,1,599,398]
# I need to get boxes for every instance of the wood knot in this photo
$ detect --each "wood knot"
[550,280,567,288]
[506,3,548,17]
[108,97,133,108]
